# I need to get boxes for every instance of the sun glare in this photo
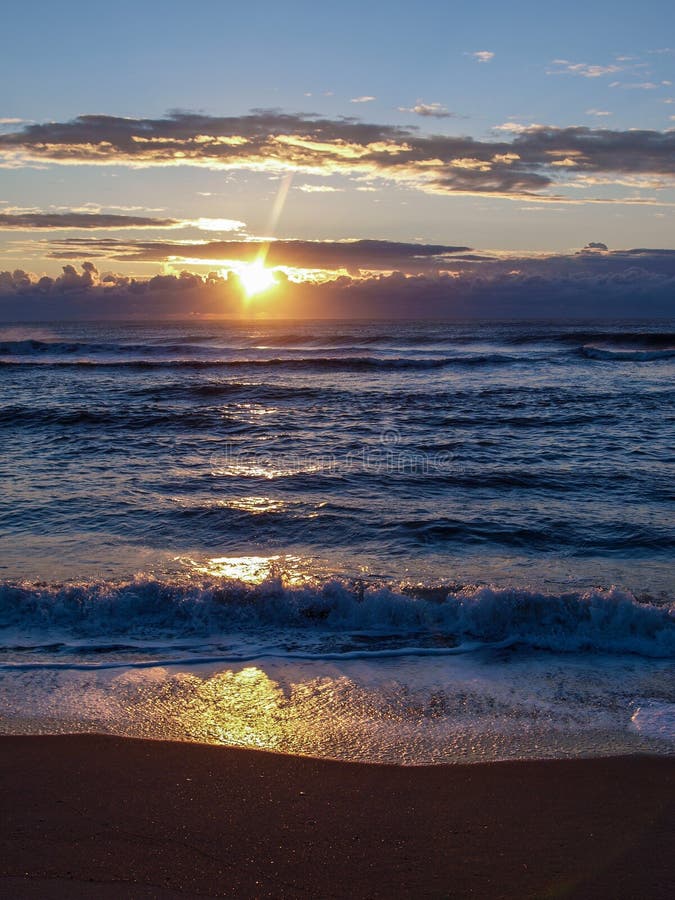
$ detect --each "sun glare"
[237,260,278,297]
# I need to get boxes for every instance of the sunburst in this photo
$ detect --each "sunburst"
[236,260,278,297]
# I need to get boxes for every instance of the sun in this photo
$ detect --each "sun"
[237,261,278,297]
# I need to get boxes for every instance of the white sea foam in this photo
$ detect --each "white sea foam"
[630,701,675,743]
[0,578,672,660]
[582,344,675,361]
[1,652,672,763]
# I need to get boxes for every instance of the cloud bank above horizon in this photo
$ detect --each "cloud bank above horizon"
[2,243,674,320]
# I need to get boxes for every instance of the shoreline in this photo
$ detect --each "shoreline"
[1,734,673,898]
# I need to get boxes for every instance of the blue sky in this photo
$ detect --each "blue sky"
[1,0,675,316]
[4,0,674,129]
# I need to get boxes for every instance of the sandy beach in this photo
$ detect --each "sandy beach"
[0,734,672,899]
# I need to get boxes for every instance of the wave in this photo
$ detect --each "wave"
[3,329,673,354]
[4,495,671,555]
[582,344,675,361]
[243,331,476,348]
[0,338,227,356]
[0,353,536,371]
[129,380,335,401]
[0,578,672,659]
[506,330,675,348]
[4,404,619,430]
[234,329,675,350]
[441,412,614,428]
[0,336,467,356]
[0,404,252,429]
[0,332,489,353]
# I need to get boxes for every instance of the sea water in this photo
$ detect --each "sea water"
[0,319,673,762]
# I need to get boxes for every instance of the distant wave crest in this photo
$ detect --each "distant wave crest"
[582,344,675,361]
[0,353,524,371]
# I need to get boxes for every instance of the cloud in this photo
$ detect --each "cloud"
[586,109,612,117]
[493,122,548,134]
[0,211,247,232]
[0,212,183,230]
[610,81,670,90]
[295,184,343,192]
[41,237,473,274]
[3,248,675,320]
[0,118,24,125]
[398,102,454,119]
[0,261,102,295]
[548,60,623,78]
[615,82,655,89]
[469,51,494,63]
[190,217,247,232]
[38,239,675,287]
[350,96,376,103]
[2,112,675,200]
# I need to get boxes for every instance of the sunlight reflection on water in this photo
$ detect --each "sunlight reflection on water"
[178,554,309,584]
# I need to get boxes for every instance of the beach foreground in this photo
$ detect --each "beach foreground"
[0,735,672,899]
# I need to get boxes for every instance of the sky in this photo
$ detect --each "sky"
[2,0,675,317]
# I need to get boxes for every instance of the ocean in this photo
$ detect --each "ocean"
[0,319,673,762]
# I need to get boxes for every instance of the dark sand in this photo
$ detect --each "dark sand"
[0,735,672,899]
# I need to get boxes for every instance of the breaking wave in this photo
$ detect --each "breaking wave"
[0,578,672,659]
[582,344,675,361]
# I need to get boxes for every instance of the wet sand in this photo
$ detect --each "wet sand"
[0,734,672,898]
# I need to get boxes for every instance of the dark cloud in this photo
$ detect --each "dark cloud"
[38,238,675,284]
[2,248,675,320]
[42,237,472,273]
[0,212,181,230]
[2,112,675,198]
[0,262,222,298]
[0,262,100,294]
